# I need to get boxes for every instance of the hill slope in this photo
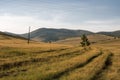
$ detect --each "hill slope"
[97,30,120,38]
[0,31,26,40]
[21,28,93,42]
[56,34,114,45]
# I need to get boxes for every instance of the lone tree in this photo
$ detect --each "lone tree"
[80,34,90,47]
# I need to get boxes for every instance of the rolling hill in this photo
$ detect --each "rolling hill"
[2,28,119,42]
[97,30,120,38]
[55,34,114,45]
[0,31,26,40]
[21,28,93,42]
[21,28,120,42]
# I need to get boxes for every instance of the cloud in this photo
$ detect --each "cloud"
[0,14,120,33]
[0,0,120,33]
[0,14,68,33]
[79,19,120,32]
[84,19,120,25]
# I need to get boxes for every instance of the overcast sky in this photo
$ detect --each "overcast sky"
[0,0,120,34]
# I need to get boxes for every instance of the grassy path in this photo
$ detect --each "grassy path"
[0,47,82,70]
[58,51,112,80]
[0,47,88,78]
[0,49,101,80]
[95,49,120,80]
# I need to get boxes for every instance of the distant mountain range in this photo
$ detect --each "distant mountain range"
[1,28,120,42]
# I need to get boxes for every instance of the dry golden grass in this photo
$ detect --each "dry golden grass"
[0,48,101,80]
[59,51,112,80]
[0,34,120,80]
[55,34,114,45]
[91,39,120,80]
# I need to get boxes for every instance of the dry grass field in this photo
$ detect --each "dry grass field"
[0,33,120,80]
[55,34,114,45]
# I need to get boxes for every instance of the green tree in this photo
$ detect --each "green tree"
[80,34,90,47]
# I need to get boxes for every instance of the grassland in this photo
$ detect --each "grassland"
[0,34,120,80]
[56,34,114,45]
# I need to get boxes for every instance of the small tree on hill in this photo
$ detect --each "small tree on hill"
[80,34,90,47]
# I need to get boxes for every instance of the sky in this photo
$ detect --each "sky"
[0,0,120,34]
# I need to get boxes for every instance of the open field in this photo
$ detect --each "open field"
[0,34,120,80]
[55,34,114,45]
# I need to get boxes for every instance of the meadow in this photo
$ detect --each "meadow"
[0,34,120,80]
